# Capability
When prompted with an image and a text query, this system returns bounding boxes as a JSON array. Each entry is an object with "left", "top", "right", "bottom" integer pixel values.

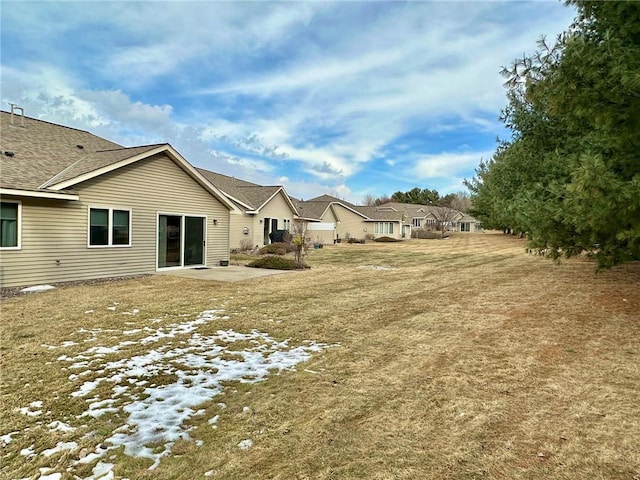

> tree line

[
  {"left": 363, "top": 188, "right": 471, "bottom": 212},
  {"left": 465, "top": 0, "right": 639, "bottom": 269}
]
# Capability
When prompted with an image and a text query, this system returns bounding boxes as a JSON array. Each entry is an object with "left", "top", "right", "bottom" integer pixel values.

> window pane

[
  {"left": 1, "top": 202, "right": 18, "bottom": 247},
  {"left": 389, "top": 223, "right": 393, "bottom": 234},
  {"left": 112, "top": 210, "right": 130, "bottom": 245},
  {"left": 90, "top": 209, "right": 109, "bottom": 245}
]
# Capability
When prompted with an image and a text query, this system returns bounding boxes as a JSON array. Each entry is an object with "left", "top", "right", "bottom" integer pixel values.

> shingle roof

[
  {"left": 0, "top": 111, "right": 123, "bottom": 191},
  {"left": 377, "top": 202, "right": 478, "bottom": 222},
  {"left": 293, "top": 200, "right": 332, "bottom": 220},
  {"left": 295, "top": 196, "right": 405, "bottom": 222},
  {"left": 356, "top": 206, "right": 405, "bottom": 221},
  {"left": 197, "top": 168, "right": 295, "bottom": 213},
  {"left": 44, "top": 144, "right": 167, "bottom": 187},
  {"left": 377, "top": 202, "right": 447, "bottom": 218}
]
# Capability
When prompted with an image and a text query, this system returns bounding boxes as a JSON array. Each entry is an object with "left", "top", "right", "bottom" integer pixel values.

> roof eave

[
  {"left": 255, "top": 187, "right": 300, "bottom": 215},
  {"left": 43, "top": 144, "right": 241, "bottom": 212},
  {"left": 0, "top": 188, "right": 79, "bottom": 201}
]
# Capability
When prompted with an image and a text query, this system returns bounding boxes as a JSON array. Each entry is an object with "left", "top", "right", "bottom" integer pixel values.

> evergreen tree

[{"left": 466, "top": 0, "right": 640, "bottom": 268}]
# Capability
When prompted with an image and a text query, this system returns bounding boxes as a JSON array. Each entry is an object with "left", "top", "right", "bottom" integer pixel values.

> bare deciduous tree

[{"left": 291, "top": 218, "right": 308, "bottom": 269}]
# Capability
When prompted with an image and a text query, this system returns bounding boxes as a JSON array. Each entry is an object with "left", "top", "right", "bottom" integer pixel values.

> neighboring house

[
  {"left": 377, "top": 202, "right": 481, "bottom": 233},
  {"left": 0, "top": 108, "right": 237, "bottom": 288},
  {"left": 294, "top": 195, "right": 407, "bottom": 243},
  {"left": 196, "top": 169, "right": 299, "bottom": 250}
]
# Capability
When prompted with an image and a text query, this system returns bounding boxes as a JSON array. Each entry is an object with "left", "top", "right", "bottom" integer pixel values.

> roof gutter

[{"left": 0, "top": 188, "right": 80, "bottom": 201}]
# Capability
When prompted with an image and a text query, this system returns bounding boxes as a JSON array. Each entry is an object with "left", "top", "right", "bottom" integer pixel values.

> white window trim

[
  {"left": 155, "top": 212, "right": 208, "bottom": 271},
  {"left": 87, "top": 206, "right": 132, "bottom": 248},
  {"left": 374, "top": 222, "right": 395, "bottom": 235},
  {"left": 0, "top": 200, "right": 22, "bottom": 250}
]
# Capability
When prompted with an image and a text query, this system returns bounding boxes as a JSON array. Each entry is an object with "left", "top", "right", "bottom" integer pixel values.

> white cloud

[
  {"left": 1, "top": 1, "right": 576, "bottom": 196},
  {"left": 413, "top": 151, "right": 494, "bottom": 179}
]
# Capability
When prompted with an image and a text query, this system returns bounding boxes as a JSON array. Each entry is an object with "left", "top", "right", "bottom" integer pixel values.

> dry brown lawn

[{"left": 1, "top": 233, "right": 639, "bottom": 479}]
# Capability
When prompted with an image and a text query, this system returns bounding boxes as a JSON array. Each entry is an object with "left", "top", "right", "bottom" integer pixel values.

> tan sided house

[
  {"left": 295, "top": 195, "right": 408, "bottom": 243},
  {"left": 0, "top": 108, "right": 237, "bottom": 288},
  {"left": 196, "top": 169, "right": 299, "bottom": 250},
  {"left": 377, "top": 202, "right": 481, "bottom": 233}
]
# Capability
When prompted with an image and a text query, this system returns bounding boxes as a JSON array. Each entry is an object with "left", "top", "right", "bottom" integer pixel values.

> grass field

[{"left": 1, "top": 233, "right": 639, "bottom": 479}]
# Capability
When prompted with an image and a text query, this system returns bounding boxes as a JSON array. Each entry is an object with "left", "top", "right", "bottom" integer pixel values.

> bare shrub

[{"left": 239, "top": 238, "right": 254, "bottom": 251}]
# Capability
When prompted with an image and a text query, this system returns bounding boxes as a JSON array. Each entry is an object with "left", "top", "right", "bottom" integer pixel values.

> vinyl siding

[
  {"left": 229, "top": 192, "right": 296, "bottom": 249},
  {"left": 306, "top": 223, "right": 336, "bottom": 245},
  {"left": 229, "top": 212, "right": 258, "bottom": 250},
  {"left": 329, "top": 204, "right": 368, "bottom": 241},
  {"left": 0, "top": 154, "right": 230, "bottom": 287}
]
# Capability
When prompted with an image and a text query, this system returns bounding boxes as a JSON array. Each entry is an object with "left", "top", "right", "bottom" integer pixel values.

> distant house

[
  {"left": 377, "top": 202, "right": 481, "bottom": 233},
  {"left": 196, "top": 169, "right": 299, "bottom": 250},
  {"left": 294, "top": 195, "right": 407, "bottom": 243},
  {"left": 0, "top": 108, "right": 237, "bottom": 288}
]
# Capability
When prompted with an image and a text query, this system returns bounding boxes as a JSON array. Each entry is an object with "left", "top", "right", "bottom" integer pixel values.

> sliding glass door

[
  {"left": 184, "top": 216, "right": 204, "bottom": 266},
  {"left": 158, "top": 214, "right": 205, "bottom": 269}
]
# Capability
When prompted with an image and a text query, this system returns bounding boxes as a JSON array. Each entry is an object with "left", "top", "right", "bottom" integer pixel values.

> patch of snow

[
  {"left": 21, "top": 308, "right": 334, "bottom": 478},
  {"left": 39, "top": 469, "right": 62, "bottom": 480},
  {"left": 238, "top": 439, "right": 253, "bottom": 450},
  {"left": 85, "top": 461, "right": 115, "bottom": 480},
  {"left": 42, "top": 441, "right": 79, "bottom": 457},
  {"left": 1, "top": 431, "right": 19, "bottom": 445},
  {"left": 20, "top": 444, "right": 36, "bottom": 457},
  {"left": 20, "top": 284, "right": 55, "bottom": 292},
  {"left": 47, "top": 421, "right": 76, "bottom": 433},
  {"left": 18, "top": 401, "right": 43, "bottom": 417}
]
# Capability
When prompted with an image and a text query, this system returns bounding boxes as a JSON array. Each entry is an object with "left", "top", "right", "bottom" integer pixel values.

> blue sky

[{"left": 1, "top": 1, "right": 576, "bottom": 203}]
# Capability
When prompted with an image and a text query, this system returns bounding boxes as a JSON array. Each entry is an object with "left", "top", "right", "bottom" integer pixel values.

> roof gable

[
  {"left": 0, "top": 111, "right": 238, "bottom": 210},
  {"left": 196, "top": 168, "right": 298, "bottom": 214}
]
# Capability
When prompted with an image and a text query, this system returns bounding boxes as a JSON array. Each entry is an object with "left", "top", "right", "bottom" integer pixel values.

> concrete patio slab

[{"left": 158, "top": 265, "right": 294, "bottom": 282}]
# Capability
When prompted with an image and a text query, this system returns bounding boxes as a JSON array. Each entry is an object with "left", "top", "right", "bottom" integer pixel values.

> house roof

[
  {"left": 293, "top": 195, "right": 406, "bottom": 223},
  {"left": 294, "top": 195, "right": 360, "bottom": 221},
  {"left": 377, "top": 201, "right": 477, "bottom": 222},
  {"left": 356, "top": 206, "right": 405, "bottom": 222},
  {"left": 0, "top": 110, "right": 238, "bottom": 210},
  {"left": 197, "top": 168, "right": 298, "bottom": 214},
  {"left": 42, "top": 144, "right": 165, "bottom": 188},
  {"left": 0, "top": 111, "right": 122, "bottom": 193}
]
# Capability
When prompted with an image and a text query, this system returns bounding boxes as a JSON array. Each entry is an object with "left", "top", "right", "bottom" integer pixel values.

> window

[
  {"left": 460, "top": 222, "right": 470, "bottom": 232},
  {"left": 89, "top": 207, "right": 131, "bottom": 247},
  {"left": 412, "top": 218, "right": 422, "bottom": 228},
  {"left": 283, "top": 219, "right": 291, "bottom": 231},
  {"left": 374, "top": 222, "right": 394, "bottom": 235},
  {"left": 1, "top": 201, "right": 20, "bottom": 249},
  {"left": 112, "top": 210, "right": 130, "bottom": 245}
]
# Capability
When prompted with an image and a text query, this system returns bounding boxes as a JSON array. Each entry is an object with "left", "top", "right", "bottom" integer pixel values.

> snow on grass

[
  {"left": 47, "top": 421, "right": 76, "bottom": 433},
  {"left": 42, "top": 441, "right": 79, "bottom": 457},
  {"left": 18, "top": 401, "right": 44, "bottom": 417},
  {"left": 238, "top": 439, "right": 253, "bottom": 450},
  {"left": 20, "top": 284, "right": 55, "bottom": 293},
  {"left": 1, "top": 431, "right": 19, "bottom": 446},
  {"left": 11, "top": 307, "right": 334, "bottom": 479}
]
